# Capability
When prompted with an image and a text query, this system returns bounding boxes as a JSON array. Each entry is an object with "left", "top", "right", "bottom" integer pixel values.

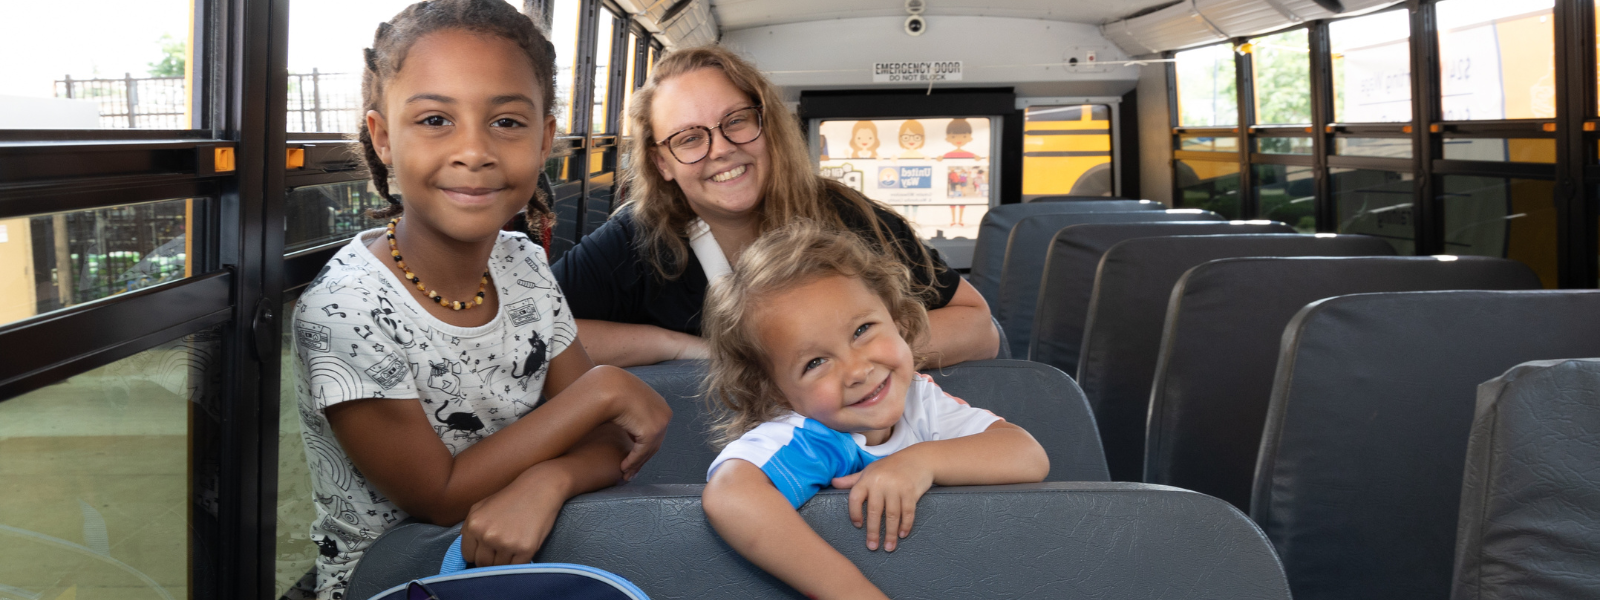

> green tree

[
  {"left": 1253, "top": 29, "right": 1311, "bottom": 125},
  {"left": 148, "top": 34, "right": 186, "bottom": 78}
]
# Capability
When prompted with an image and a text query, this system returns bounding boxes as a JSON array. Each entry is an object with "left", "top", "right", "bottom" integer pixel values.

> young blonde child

[
  {"left": 290, "top": 2, "right": 669, "bottom": 598},
  {"left": 700, "top": 222, "right": 1049, "bottom": 600}
]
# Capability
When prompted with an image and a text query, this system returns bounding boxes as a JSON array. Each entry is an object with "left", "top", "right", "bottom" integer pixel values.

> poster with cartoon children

[{"left": 816, "top": 117, "right": 991, "bottom": 232}]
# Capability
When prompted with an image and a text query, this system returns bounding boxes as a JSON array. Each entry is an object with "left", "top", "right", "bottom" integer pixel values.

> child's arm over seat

[
  {"left": 832, "top": 421, "right": 1048, "bottom": 551},
  {"left": 326, "top": 342, "right": 670, "bottom": 560},
  {"left": 704, "top": 459, "right": 891, "bottom": 600}
]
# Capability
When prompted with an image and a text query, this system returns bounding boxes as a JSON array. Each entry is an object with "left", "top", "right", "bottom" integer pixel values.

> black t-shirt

[{"left": 552, "top": 195, "right": 962, "bottom": 336}]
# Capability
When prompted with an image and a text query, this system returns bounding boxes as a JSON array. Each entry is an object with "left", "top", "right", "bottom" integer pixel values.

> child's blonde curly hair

[{"left": 702, "top": 221, "right": 931, "bottom": 448}]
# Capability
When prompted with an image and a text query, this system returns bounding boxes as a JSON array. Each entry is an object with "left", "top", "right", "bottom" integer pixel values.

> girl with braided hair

[{"left": 289, "top": 2, "right": 669, "bottom": 597}]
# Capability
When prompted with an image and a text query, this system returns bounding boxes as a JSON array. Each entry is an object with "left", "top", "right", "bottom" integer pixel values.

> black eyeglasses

[{"left": 654, "top": 106, "right": 764, "bottom": 165}]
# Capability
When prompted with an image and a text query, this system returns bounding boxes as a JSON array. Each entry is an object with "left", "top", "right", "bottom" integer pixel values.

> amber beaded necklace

[{"left": 386, "top": 217, "right": 489, "bottom": 311}]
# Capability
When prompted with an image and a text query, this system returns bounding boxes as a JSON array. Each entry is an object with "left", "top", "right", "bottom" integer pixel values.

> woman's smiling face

[{"left": 649, "top": 67, "right": 770, "bottom": 224}]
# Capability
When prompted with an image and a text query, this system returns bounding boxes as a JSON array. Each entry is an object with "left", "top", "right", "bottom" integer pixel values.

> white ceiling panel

[{"left": 710, "top": 0, "right": 1180, "bottom": 30}]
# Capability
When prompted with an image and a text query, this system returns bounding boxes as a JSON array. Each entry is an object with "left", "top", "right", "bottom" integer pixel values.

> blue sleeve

[{"left": 760, "top": 420, "right": 878, "bottom": 509}]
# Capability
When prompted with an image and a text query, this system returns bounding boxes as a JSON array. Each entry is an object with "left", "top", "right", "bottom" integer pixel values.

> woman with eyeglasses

[{"left": 552, "top": 46, "right": 998, "bottom": 368}]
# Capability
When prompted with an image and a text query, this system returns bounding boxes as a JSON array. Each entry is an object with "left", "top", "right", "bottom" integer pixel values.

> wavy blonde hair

[
  {"left": 702, "top": 221, "right": 930, "bottom": 448},
  {"left": 623, "top": 45, "right": 935, "bottom": 287}
]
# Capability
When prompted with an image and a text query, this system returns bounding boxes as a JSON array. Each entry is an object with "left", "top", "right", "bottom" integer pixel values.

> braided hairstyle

[{"left": 357, "top": 0, "right": 559, "bottom": 241}]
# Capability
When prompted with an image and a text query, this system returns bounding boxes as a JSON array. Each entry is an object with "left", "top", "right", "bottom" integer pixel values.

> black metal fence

[
  {"left": 55, "top": 74, "right": 189, "bottom": 129},
  {"left": 54, "top": 71, "right": 363, "bottom": 132},
  {"left": 287, "top": 69, "right": 363, "bottom": 133}
]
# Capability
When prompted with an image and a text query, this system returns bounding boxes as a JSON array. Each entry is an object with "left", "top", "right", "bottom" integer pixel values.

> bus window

[
  {"left": 1330, "top": 9, "right": 1413, "bottom": 123},
  {"left": 1436, "top": 0, "right": 1555, "bottom": 121},
  {"left": 1175, "top": 44, "right": 1239, "bottom": 128},
  {"left": 286, "top": 0, "right": 420, "bottom": 133},
  {"left": 1021, "top": 105, "right": 1113, "bottom": 200},
  {"left": 1250, "top": 28, "right": 1311, "bottom": 126},
  {"left": 551, "top": 0, "right": 582, "bottom": 133},
  {"left": 591, "top": 10, "right": 615, "bottom": 135},
  {"left": 1, "top": 0, "right": 200, "bottom": 129}
]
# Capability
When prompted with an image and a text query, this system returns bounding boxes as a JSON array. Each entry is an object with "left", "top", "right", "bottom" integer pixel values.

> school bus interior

[{"left": 0, "top": 0, "right": 1596, "bottom": 598}]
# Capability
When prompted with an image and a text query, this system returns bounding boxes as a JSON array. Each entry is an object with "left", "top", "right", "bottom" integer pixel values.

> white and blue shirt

[{"left": 708, "top": 374, "right": 1002, "bottom": 508}]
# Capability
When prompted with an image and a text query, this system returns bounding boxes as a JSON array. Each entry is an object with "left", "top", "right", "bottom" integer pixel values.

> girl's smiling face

[
  {"left": 753, "top": 274, "right": 914, "bottom": 446},
  {"left": 367, "top": 29, "right": 555, "bottom": 242}
]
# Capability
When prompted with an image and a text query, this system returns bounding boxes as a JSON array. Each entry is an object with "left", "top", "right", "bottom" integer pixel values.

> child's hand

[
  {"left": 458, "top": 469, "right": 566, "bottom": 567},
  {"left": 831, "top": 452, "right": 934, "bottom": 552}
]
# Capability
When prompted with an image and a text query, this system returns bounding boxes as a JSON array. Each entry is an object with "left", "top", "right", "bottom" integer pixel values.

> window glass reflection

[
  {"left": 1258, "top": 137, "right": 1313, "bottom": 155},
  {"left": 1441, "top": 138, "right": 1557, "bottom": 163},
  {"left": 286, "top": 181, "right": 389, "bottom": 253},
  {"left": 1335, "top": 137, "right": 1413, "bottom": 158},
  {"left": 1251, "top": 29, "right": 1311, "bottom": 125},
  {"left": 0, "top": 324, "right": 224, "bottom": 599},
  {"left": 1179, "top": 135, "right": 1239, "bottom": 152},
  {"left": 1254, "top": 164, "right": 1316, "bottom": 231},
  {"left": 1437, "top": 0, "right": 1555, "bottom": 121},
  {"left": 1441, "top": 176, "right": 1558, "bottom": 287},
  {"left": 0, "top": 0, "right": 199, "bottom": 130},
  {"left": 1175, "top": 44, "right": 1238, "bottom": 127},
  {"left": 1329, "top": 9, "right": 1412, "bottom": 123},
  {"left": 276, "top": 293, "right": 318, "bottom": 597},
  {"left": 1177, "top": 159, "right": 1242, "bottom": 219},
  {"left": 1332, "top": 168, "right": 1414, "bottom": 254},
  {"left": 1, "top": 198, "right": 203, "bottom": 329}
]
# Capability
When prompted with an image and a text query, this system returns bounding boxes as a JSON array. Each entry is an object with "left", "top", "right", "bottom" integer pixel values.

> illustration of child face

[
  {"left": 946, "top": 131, "right": 972, "bottom": 148},
  {"left": 853, "top": 128, "right": 876, "bottom": 150},
  {"left": 899, "top": 131, "right": 923, "bottom": 150},
  {"left": 754, "top": 275, "right": 914, "bottom": 445}
]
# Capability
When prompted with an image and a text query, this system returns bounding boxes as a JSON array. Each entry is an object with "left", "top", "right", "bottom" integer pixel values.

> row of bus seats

[
  {"left": 969, "top": 197, "right": 1600, "bottom": 600},
  {"left": 344, "top": 359, "right": 1293, "bottom": 599},
  {"left": 344, "top": 197, "right": 1598, "bottom": 599}
]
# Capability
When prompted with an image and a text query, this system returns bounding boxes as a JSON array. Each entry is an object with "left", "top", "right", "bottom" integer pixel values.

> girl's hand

[
  {"left": 831, "top": 452, "right": 934, "bottom": 552},
  {"left": 459, "top": 467, "right": 568, "bottom": 567},
  {"left": 593, "top": 367, "right": 671, "bottom": 479}
]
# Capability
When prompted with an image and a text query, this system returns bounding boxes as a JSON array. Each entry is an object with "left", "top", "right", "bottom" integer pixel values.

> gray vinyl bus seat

[
  {"left": 346, "top": 483, "right": 1292, "bottom": 600},
  {"left": 1078, "top": 233, "right": 1394, "bottom": 482},
  {"left": 1145, "top": 257, "right": 1540, "bottom": 510},
  {"left": 968, "top": 200, "right": 1164, "bottom": 304},
  {"left": 1029, "top": 220, "right": 1295, "bottom": 375},
  {"left": 1251, "top": 291, "right": 1600, "bottom": 600},
  {"left": 922, "top": 360, "right": 1109, "bottom": 481},
  {"left": 1027, "top": 195, "right": 1133, "bottom": 202},
  {"left": 1454, "top": 358, "right": 1600, "bottom": 600},
  {"left": 997, "top": 210, "right": 1223, "bottom": 359},
  {"left": 624, "top": 360, "right": 715, "bottom": 485},
  {"left": 990, "top": 314, "right": 1010, "bottom": 360},
  {"left": 629, "top": 359, "right": 1109, "bottom": 484}
]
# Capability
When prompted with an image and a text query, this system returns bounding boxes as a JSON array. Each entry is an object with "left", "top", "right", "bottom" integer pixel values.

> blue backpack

[{"left": 365, "top": 537, "right": 649, "bottom": 600}]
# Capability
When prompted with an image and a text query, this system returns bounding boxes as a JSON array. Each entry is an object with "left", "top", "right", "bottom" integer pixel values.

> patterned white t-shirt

[{"left": 290, "top": 228, "right": 575, "bottom": 599}]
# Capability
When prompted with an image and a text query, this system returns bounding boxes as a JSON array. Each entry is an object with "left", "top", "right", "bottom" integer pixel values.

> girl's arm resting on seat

[
  {"left": 458, "top": 423, "right": 631, "bottom": 566},
  {"left": 922, "top": 279, "right": 999, "bottom": 367},
  {"left": 575, "top": 318, "right": 709, "bottom": 367},
  {"left": 326, "top": 345, "right": 669, "bottom": 526},
  {"left": 831, "top": 421, "right": 1047, "bottom": 551},
  {"left": 703, "top": 460, "right": 891, "bottom": 600}
]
